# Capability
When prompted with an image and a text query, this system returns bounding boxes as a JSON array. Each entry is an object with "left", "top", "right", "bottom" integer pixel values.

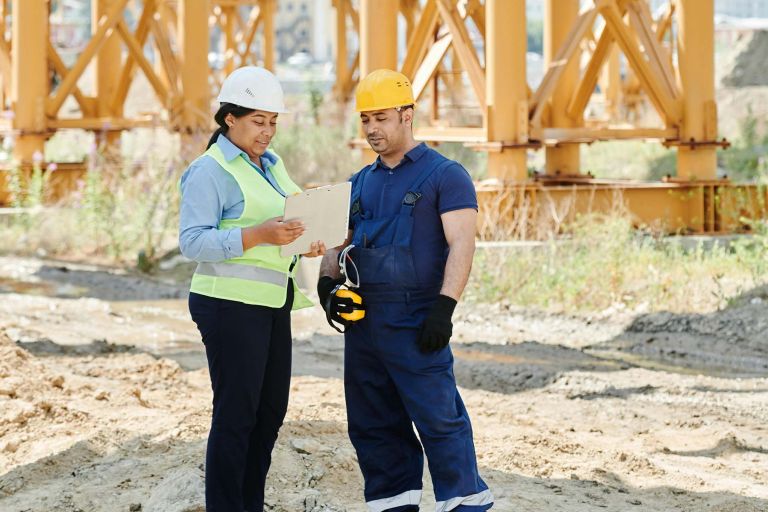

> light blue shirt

[{"left": 179, "top": 134, "right": 286, "bottom": 263}]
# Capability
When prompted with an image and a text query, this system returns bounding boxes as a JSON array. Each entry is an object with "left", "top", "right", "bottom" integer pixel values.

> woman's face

[{"left": 226, "top": 109, "right": 278, "bottom": 162}]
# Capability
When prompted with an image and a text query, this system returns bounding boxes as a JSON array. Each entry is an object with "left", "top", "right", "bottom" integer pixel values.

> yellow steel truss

[
  {"left": 0, "top": 0, "right": 760, "bottom": 235},
  {"left": 0, "top": 0, "right": 277, "bottom": 163},
  {"left": 340, "top": 0, "right": 727, "bottom": 183}
]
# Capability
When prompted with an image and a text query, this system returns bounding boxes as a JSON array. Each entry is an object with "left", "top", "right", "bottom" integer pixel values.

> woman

[{"left": 179, "top": 66, "right": 325, "bottom": 511}]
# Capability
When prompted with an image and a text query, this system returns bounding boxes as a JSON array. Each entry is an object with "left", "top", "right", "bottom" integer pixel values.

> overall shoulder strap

[
  {"left": 350, "top": 163, "right": 376, "bottom": 221},
  {"left": 400, "top": 158, "right": 454, "bottom": 211}
]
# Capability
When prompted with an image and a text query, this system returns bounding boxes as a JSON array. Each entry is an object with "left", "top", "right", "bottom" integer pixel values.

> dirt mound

[
  {"left": 1, "top": 256, "right": 767, "bottom": 511},
  {"left": 0, "top": 333, "right": 75, "bottom": 444},
  {"left": 721, "top": 30, "right": 768, "bottom": 87}
]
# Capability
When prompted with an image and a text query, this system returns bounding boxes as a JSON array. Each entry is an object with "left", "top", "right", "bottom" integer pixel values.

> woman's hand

[
  {"left": 302, "top": 241, "right": 326, "bottom": 258},
  {"left": 242, "top": 216, "right": 304, "bottom": 249}
]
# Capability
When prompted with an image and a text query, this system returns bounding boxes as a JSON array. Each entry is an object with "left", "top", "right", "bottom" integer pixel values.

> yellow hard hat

[{"left": 355, "top": 69, "right": 415, "bottom": 112}]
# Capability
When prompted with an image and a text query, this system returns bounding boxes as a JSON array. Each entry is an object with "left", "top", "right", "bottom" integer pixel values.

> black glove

[
  {"left": 417, "top": 295, "right": 457, "bottom": 353},
  {"left": 317, "top": 276, "right": 356, "bottom": 326}
]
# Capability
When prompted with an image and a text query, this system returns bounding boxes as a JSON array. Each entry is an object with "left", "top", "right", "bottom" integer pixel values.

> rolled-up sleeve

[{"left": 179, "top": 158, "right": 245, "bottom": 263}]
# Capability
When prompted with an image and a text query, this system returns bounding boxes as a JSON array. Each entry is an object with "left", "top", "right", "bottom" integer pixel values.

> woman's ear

[{"left": 225, "top": 113, "right": 235, "bottom": 128}]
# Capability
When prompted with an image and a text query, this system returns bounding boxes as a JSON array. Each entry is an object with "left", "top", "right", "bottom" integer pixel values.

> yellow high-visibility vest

[{"left": 188, "top": 142, "right": 312, "bottom": 310}]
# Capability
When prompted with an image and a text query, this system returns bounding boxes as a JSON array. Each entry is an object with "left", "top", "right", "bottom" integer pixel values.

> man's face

[{"left": 360, "top": 107, "right": 411, "bottom": 156}]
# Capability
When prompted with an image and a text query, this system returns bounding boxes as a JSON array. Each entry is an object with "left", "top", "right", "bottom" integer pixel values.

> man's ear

[{"left": 402, "top": 108, "right": 414, "bottom": 127}]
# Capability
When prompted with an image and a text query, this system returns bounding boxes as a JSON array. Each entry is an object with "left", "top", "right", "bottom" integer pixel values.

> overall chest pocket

[
  {"left": 352, "top": 245, "right": 396, "bottom": 286},
  {"left": 351, "top": 215, "right": 419, "bottom": 287}
]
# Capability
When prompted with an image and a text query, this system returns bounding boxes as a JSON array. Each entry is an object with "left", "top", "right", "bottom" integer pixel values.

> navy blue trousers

[
  {"left": 345, "top": 297, "right": 492, "bottom": 511},
  {"left": 189, "top": 284, "right": 294, "bottom": 512}
]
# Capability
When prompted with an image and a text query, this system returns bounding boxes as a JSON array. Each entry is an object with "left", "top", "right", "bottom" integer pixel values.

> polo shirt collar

[
  {"left": 405, "top": 142, "right": 428, "bottom": 162},
  {"left": 216, "top": 134, "right": 243, "bottom": 162},
  {"left": 216, "top": 133, "right": 278, "bottom": 167},
  {"left": 371, "top": 142, "right": 428, "bottom": 171}
]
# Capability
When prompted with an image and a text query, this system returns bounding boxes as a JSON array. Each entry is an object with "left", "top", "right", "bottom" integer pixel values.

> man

[{"left": 317, "top": 69, "right": 493, "bottom": 512}]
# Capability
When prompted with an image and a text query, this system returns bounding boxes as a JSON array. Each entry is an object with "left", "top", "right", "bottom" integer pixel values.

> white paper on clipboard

[{"left": 280, "top": 182, "right": 351, "bottom": 257}]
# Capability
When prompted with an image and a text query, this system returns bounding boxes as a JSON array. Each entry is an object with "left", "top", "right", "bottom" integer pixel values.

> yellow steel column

[
  {"left": 11, "top": 0, "right": 48, "bottom": 163},
  {"left": 603, "top": 45, "right": 621, "bottom": 122},
  {"left": 359, "top": 0, "right": 398, "bottom": 76},
  {"left": 263, "top": 0, "right": 276, "bottom": 71},
  {"left": 333, "top": 0, "right": 348, "bottom": 102},
  {"left": 359, "top": 0, "right": 398, "bottom": 164},
  {"left": 544, "top": 0, "right": 580, "bottom": 175},
  {"left": 93, "top": 0, "right": 122, "bottom": 143},
  {"left": 486, "top": 0, "right": 527, "bottom": 181},
  {"left": 223, "top": 6, "right": 236, "bottom": 76},
  {"left": 676, "top": 0, "right": 716, "bottom": 180},
  {"left": 0, "top": 0, "right": 7, "bottom": 110},
  {"left": 178, "top": 0, "right": 210, "bottom": 138}
]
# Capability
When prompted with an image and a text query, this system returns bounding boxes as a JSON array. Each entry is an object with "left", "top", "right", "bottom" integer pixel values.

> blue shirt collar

[
  {"left": 371, "top": 142, "right": 428, "bottom": 171},
  {"left": 216, "top": 133, "right": 278, "bottom": 168}
]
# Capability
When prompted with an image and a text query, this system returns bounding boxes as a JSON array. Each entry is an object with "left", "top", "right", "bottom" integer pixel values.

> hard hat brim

[
  {"left": 355, "top": 102, "right": 417, "bottom": 113},
  {"left": 216, "top": 98, "right": 290, "bottom": 114}
]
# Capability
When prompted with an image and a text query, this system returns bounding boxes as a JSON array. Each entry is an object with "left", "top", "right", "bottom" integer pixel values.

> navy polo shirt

[{"left": 350, "top": 142, "right": 477, "bottom": 286}]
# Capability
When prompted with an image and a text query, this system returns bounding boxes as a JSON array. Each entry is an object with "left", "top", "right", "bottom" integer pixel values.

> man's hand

[
  {"left": 317, "top": 276, "right": 356, "bottom": 325},
  {"left": 302, "top": 241, "right": 326, "bottom": 258},
  {"left": 417, "top": 295, "right": 457, "bottom": 353}
]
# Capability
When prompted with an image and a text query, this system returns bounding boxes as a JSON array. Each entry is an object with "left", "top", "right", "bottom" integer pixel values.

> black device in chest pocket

[{"left": 403, "top": 191, "right": 422, "bottom": 207}]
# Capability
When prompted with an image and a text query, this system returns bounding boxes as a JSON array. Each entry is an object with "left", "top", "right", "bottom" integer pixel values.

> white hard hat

[{"left": 216, "top": 66, "right": 289, "bottom": 113}]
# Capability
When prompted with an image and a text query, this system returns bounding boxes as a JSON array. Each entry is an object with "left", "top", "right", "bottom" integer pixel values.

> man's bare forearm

[
  {"left": 319, "top": 249, "right": 343, "bottom": 279},
  {"left": 440, "top": 237, "right": 474, "bottom": 301},
  {"left": 318, "top": 229, "right": 353, "bottom": 280},
  {"left": 439, "top": 209, "right": 477, "bottom": 301}
]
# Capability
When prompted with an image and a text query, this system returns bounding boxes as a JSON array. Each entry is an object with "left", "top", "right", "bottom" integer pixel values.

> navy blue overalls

[{"left": 344, "top": 152, "right": 493, "bottom": 512}]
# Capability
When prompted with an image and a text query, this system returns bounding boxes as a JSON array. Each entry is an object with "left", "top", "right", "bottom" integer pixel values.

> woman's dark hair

[{"left": 206, "top": 103, "right": 256, "bottom": 149}]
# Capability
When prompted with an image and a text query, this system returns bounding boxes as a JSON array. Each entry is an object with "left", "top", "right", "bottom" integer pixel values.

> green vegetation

[
  {"left": 467, "top": 213, "right": 768, "bottom": 313},
  {"left": 1, "top": 129, "right": 183, "bottom": 271},
  {"left": 577, "top": 107, "right": 768, "bottom": 182},
  {"left": 271, "top": 122, "right": 360, "bottom": 185},
  {"left": 579, "top": 140, "right": 677, "bottom": 181},
  {"left": 719, "top": 106, "right": 768, "bottom": 181},
  {"left": 1, "top": 100, "right": 767, "bottom": 313}
]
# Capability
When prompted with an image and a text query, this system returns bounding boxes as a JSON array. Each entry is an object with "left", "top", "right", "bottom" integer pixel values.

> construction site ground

[{"left": 0, "top": 255, "right": 766, "bottom": 512}]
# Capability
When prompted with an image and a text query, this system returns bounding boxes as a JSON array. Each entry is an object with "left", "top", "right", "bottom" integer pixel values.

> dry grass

[{"left": 467, "top": 212, "right": 768, "bottom": 314}]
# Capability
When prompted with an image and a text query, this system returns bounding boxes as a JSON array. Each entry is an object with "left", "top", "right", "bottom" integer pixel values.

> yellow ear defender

[
  {"left": 335, "top": 287, "right": 366, "bottom": 322},
  {"left": 325, "top": 245, "right": 366, "bottom": 333}
]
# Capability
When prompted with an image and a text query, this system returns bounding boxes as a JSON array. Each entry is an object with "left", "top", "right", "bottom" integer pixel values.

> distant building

[
  {"left": 276, "top": 0, "right": 333, "bottom": 63},
  {"left": 716, "top": 0, "right": 768, "bottom": 19},
  {"left": 272, "top": 0, "right": 768, "bottom": 67},
  {"left": 527, "top": 1, "right": 544, "bottom": 20},
  {"left": 649, "top": 0, "right": 768, "bottom": 19}
]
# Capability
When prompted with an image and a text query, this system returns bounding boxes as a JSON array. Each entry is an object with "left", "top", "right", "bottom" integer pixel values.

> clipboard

[{"left": 280, "top": 182, "right": 351, "bottom": 257}]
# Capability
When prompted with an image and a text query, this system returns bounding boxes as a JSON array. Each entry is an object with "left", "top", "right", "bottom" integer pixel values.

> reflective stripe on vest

[
  {"left": 195, "top": 262, "right": 288, "bottom": 288},
  {"left": 187, "top": 142, "right": 312, "bottom": 310}
]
